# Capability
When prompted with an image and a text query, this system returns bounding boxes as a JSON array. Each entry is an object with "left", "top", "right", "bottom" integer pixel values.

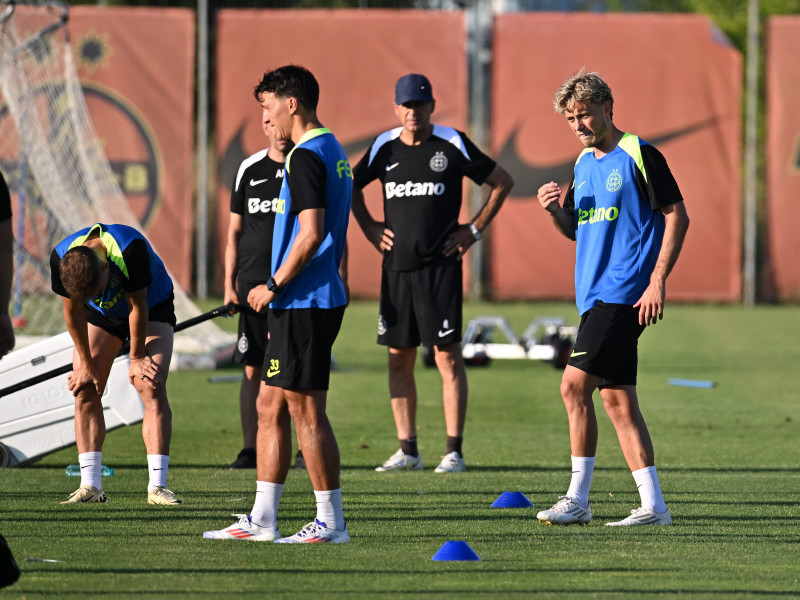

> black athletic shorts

[
  {"left": 567, "top": 301, "right": 646, "bottom": 386},
  {"left": 378, "top": 258, "right": 462, "bottom": 348},
  {"left": 263, "top": 306, "right": 345, "bottom": 391},
  {"left": 234, "top": 281, "right": 269, "bottom": 366},
  {"left": 85, "top": 292, "right": 177, "bottom": 342}
]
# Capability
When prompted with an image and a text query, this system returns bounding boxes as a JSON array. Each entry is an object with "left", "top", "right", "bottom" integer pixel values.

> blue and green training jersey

[
  {"left": 562, "top": 133, "right": 683, "bottom": 315},
  {"left": 270, "top": 128, "right": 352, "bottom": 310},
  {"left": 51, "top": 223, "right": 173, "bottom": 319}
]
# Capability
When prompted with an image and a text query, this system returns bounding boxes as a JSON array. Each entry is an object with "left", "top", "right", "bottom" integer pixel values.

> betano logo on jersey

[
  {"left": 248, "top": 197, "right": 281, "bottom": 214},
  {"left": 95, "top": 288, "right": 125, "bottom": 310},
  {"left": 577, "top": 205, "right": 620, "bottom": 226},
  {"left": 385, "top": 181, "right": 446, "bottom": 199},
  {"left": 271, "top": 198, "right": 288, "bottom": 215}
]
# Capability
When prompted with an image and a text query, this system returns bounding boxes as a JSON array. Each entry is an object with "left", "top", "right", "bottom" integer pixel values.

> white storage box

[{"left": 0, "top": 332, "right": 143, "bottom": 467}]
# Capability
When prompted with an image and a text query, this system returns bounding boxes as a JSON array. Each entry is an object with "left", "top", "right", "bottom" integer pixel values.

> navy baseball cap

[{"left": 395, "top": 74, "right": 433, "bottom": 104}]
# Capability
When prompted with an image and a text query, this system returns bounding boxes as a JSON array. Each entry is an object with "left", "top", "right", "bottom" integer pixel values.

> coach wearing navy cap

[
  {"left": 351, "top": 73, "right": 514, "bottom": 475},
  {"left": 394, "top": 73, "right": 434, "bottom": 104}
]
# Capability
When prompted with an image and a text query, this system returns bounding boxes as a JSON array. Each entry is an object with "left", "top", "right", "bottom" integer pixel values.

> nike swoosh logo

[
  {"left": 81, "top": 465, "right": 91, "bottom": 469},
  {"left": 577, "top": 181, "right": 586, "bottom": 190},
  {"left": 497, "top": 117, "right": 720, "bottom": 198},
  {"left": 250, "top": 178, "right": 268, "bottom": 186},
  {"left": 438, "top": 328, "right": 455, "bottom": 337},
  {"left": 266, "top": 369, "right": 280, "bottom": 378},
  {"left": 570, "top": 351, "right": 587, "bottom": 357},
  {"left": 152, "top": 468, "right": 164, "bottom": 471},
  {"left": 385, "top": 163, "right": 399, "bottom": 171}
]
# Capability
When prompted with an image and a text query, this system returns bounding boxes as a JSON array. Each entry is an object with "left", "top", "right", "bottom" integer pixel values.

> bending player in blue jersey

[
  {"left": 51, "top": 223, "right": 182, "bottom": 506},
  {"left": 536, "top": 70, "right": 689, "bottom": 526},
  {"left": 204, "top": 65, "right": 351, "bottom": 543}
]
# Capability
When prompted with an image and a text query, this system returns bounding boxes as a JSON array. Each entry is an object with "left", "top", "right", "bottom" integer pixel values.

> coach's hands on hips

[
  {"left": 443, "top": 224, "right": 478, "bottom": 258},
  {"left": 365, "top": 222, "right": 394, "bottom": 254},
  {"left": 247, "top": 284, "right": 275, "bottom": 314},
  {"left": 537, "top": 181, "right": 562, "bottom": 214},
  {"left": 130, "top": 354, "right": 163, "bottom": 389}
]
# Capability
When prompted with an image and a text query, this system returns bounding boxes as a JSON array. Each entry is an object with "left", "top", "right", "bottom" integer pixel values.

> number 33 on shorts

[{"left": 266, "top": 359, "right": 280, "bottom": 378}]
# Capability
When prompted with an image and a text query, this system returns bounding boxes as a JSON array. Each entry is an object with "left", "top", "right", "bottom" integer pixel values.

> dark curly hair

[{"left": 253, "top": 64, "right": 319, "bottom": 112}]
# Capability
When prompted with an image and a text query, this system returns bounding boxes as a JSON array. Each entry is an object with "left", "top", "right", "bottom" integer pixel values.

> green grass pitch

[{"left": 1, "top": 300, "right": 798, "bottom": 599}]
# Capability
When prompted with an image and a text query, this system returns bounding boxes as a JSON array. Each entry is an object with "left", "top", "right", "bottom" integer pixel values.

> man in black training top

[{"left": 352, "top": 73, "right": 513, "bottom": 473}]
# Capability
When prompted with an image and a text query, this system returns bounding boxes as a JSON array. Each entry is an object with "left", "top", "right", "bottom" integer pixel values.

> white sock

[
  {"left": 78, "top": 452, "right": 103, "bottom": 490},
  {"left": 566, "top": 456, "right": 595, "bottom": 508},
  {"left": 147, "top": 454, "right": 169, "bottom": 491},
  {"left": 314, "top": 488, "right": 344, "bottom": 531},
  {"left": 251, "top": 481, "right": 283, "bottom": 530},
  {"left": 632, "top": 466, "right": 667, "bottom": 513}
]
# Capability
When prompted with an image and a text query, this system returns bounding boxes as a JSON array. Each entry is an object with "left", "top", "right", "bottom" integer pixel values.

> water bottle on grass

[{"left": 66, "top": 464, "right": 114, "bottom": 476}]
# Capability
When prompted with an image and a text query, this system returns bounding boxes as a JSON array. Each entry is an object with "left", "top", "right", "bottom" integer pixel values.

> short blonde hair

[{"left": 553, "top": 69, "right": 614, "bottom": 118}]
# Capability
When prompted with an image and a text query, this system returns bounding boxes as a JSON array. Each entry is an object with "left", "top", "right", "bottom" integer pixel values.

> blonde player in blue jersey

[
  {"left": 536, "top": 70, "right": 689, "bottom": 526},
  {"left": 51, "top": 223, "right": 182, "bottom": 506},
  {"left": 204, "top": 65, "right": 352, "bottom": 543}
]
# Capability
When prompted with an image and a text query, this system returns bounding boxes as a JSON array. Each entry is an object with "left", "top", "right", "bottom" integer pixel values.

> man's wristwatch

[
  {"left": 468, "top": 222, "right": 482, "bottom": 241},
  {"left": 266, "top": 276, "right": 282, "bottom": 294}
]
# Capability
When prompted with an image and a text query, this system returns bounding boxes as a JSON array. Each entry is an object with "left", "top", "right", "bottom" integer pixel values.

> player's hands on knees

[
  {"left": 68, "top": 362, "right": 102, "bottom": 397},
  {"left": 130, "top": 355, "right": 162, "bottom": 389},
  {"left": 247, "top": 284, "right": 273, "bottom": 314},
  {"left": 537, "top": 181, "right": 562, "bottom": 214}
]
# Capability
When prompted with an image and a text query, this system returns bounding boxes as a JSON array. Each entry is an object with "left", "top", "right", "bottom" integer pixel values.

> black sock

[
  {"left": 446, "top": 436, "right": 463, "bottom": 458},
  {"left": 400, "top": 437, "right": 418, "bottom": 457}
]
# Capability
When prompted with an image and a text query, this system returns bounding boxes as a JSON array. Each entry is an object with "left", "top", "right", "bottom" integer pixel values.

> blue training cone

[
  {"left": 432, "top": 541, "right": 481, "bottom": 562},
  {"left": 491, "top": 491, "right": 534, "bottom": 508}
]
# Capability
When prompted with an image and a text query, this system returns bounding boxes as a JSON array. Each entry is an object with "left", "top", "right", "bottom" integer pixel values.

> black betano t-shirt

[
  {"left": 230, "top": 149, "right": 286, "bottom": 284},
  {"left": 353, "top": 125, "right": 496, "bottom": 271}
]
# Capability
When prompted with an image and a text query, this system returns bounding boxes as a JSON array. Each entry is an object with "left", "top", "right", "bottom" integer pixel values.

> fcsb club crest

[
  {"left": 429, "top": 151, "right": 448, "bottom": 173},
  {"left": 237, "top": 333, "right": 249, "bottom": 354},
  {"left": 606, "top": 169, "right": 623, "bottom": 192},
  {"left": 377, "top": 315, "right": 387, "bottom": 336}
]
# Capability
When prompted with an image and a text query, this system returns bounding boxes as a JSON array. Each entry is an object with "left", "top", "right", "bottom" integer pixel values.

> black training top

[
  {"left": 230, "top": 149, "right": 286, "bottom": 284},
  {"left": 353, "top": 125, "right": 496, "bottom": 271}
]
